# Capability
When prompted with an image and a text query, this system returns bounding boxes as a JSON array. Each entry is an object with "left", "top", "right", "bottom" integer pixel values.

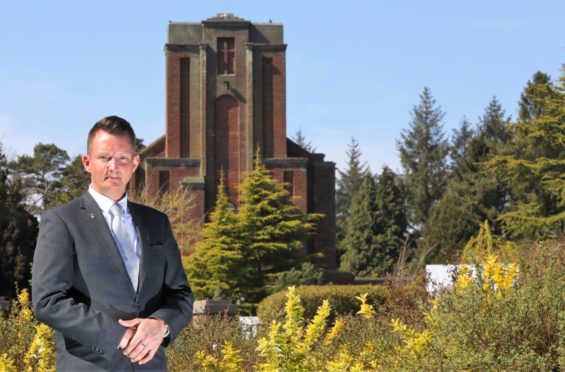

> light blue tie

[{"left": 110, "top": 203, "right": 140, "bottom": 290}]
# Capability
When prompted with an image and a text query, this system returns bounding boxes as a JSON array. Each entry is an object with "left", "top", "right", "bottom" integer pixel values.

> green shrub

[
  {"left": 166, "top": 315, "right": 259, "bottom": 371},
  {"left": 257, "top": 284, "right": 391, "bottom": 325}
]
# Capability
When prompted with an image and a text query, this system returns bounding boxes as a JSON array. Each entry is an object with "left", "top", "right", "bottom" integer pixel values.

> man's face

[{"left": 82, "top": 130, "right": 140, "bottom": 201}]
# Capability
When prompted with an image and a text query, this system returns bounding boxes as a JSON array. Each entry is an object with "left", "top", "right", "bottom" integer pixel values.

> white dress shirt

[{"left": 88, "top": 186, "right": 141, "bottom": 272}]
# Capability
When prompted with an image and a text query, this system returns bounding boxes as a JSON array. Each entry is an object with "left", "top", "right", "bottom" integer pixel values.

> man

[{"left": 32, "top": 116, "right": 193, "bottom": 371}]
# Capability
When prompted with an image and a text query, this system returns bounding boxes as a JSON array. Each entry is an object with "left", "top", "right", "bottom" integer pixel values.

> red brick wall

[{"left": 214, "top": 95, "right": 240, "bottom": 205}]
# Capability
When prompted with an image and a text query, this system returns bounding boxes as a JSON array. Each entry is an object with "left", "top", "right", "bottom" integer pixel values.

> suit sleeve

[
  {"left": 32, "top": 209, "right": 126, "bottom": 362},
  {"left": 149, "top": 216, "right": 194, "bottom": 344}
]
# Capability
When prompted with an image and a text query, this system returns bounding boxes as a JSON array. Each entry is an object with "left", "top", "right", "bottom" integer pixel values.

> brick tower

[{"left": 132, "top": 14, "right": 336, "bottom": 268}]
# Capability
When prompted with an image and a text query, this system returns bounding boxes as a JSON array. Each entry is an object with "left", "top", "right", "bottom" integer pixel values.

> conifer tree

[
  {"left": 450, "top": 117, "right": 475, "bottom": 172},
  {"left": 424, "top": 98, "right": 511, "bottom": 261},
  {"left": 238, "top": 151, "right": 318, "bottom": 304},
  {"left": 292, "top": 128, "right": 316, "bottom": 153},
  {"left": 341, "top": 167, "right": 408, "bottom": 277},
  {"left": 0, "top": 143, "right": 38, "bottom": 298},
  {"left": 336, "top": 137, "right": 367, "bottom": 250},
  {"left": 486, "top": 69, "right": 565, "bottom": 238},
  {"left": 186, "top": 173, "right": 246, "bottom": 302},
  {"left": 373, "top": 167, "right": 408, "bottom": 275},
  {"left": 9, "top": 143, "right": 70, "bottom": 213},
  {"left": 340, "top": 173, "right": 378, "bottom": 276},
  {"left": 397, "top": 87, "right": 449, "bottom": 228}
]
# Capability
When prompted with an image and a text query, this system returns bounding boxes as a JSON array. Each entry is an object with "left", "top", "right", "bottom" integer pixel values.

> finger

[
  {"left": 122, "top": 334, "right": 145, "bottom": 355},
  {"left": 118, "top": 328, "right": 134, "bottom": 350},
  {"left": 125, "top": 339, "right": 147, "bottom": 360},
  {"left": 132, "top": 345, "right": 152, "bottom": 363},
  {"left": 119, "top": 318, "right": 142, "bottom": 328},
  {"left": 138, "top": 347, "right": 157, "bottom": 365}
]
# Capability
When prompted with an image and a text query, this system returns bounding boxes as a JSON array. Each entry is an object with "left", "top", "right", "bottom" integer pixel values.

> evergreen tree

[
  {"left": 486, "top": 69, "right": 565, "bottom": 238},
  {"left": 341, "top": 167, "right": 408, "bottom": 277},
  {"left": 519, "top": 71, "right": 558, "bottom": 121},
  {"left": 340, "top": 173, "right": 378, "bottom": 276},
  {"left": 373, "top": 167, "right": 408, "bottom": 275},
  {"left": 292, "top": 128, "right": 316, "bottom": 153},
  {"left": 397, "top": 87, "right": 449, "bottom": 228},
  {"left": 450, "top": 117, "right": 475, "bottom": 171},
  {"left": 336, "top": 137, "right": 367, "bottom": 252},
  {"left": 423, "top": 98, "right": 511, "bottom": 261},
  {"left": 50, "top": 155, "right": 90, "bottom": 206},
  {"left": 187, "top": 174, "right": 246, "bottom": 302},
  {"left": 238, "top": 151, "right": 318, "bottom": 304},
  {"left": 10, "top": 143, "right": 70, "bottom": 213},
  {"left": 0, "top": 143, "right": 38, "bottom": 298}
]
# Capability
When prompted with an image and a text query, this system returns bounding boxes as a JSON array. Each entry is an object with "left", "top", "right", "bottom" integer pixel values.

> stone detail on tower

[{"left": 132, "top": 14, "right": 337, "bottom": 268}]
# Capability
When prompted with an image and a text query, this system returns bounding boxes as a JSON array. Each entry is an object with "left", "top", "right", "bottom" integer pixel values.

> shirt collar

[{"left": 88, "top": 185, "right": 128, "bottom": 214}]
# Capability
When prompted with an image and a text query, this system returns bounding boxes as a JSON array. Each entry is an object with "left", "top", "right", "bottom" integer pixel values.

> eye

[{"left": 117, "top": 155, "right": 131, "bottom": 164}]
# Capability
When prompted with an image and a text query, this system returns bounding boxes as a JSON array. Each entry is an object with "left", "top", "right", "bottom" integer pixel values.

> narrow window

[
  {"left": 217, "top": 38, "right": 235, "bottom": 74},
  {"left": 283, "top": 171, "right": 294, "bottom": 196},
  {"left": 159, "top": 170, "right": 170, "bottom": 195}
]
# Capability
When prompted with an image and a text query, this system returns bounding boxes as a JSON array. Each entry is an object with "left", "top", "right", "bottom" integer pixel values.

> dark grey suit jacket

[{"left": 32, "top": 192, "right": 193, "bottom": 371}]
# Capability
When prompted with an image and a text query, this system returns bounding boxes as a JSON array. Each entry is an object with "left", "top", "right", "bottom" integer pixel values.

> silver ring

[{"left": 140, "top": 341, "right": 146, "bottom": 348}]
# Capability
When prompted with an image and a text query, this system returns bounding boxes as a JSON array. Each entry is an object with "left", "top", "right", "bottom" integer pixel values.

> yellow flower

[
  {"left": 356, "top": 293, "right": 376, "bottom": 319},
  {"left": 324, "top": 318, "right": 345, "bottom": 345},
  {"left": 0, "top": 353, "right": 17, "bottom": 372},
  {"left": 455, "top": 266, "right": 473, "bottom": 292},
  {"left": 23, "top": 323, "right": 55, "bottom": 372},
  {"left": 390, "top": 318, "right": 407, "bottom": 334}
]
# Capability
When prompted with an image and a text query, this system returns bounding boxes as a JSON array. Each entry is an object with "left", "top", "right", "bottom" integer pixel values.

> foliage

[
  {"left": 0, "top": 144, "right": 38, "bottom": 299},
  {"left": 340, "top": 167, "right": 408, "bottom": 277},
  {"left": 291, "top": 128, "right": 316, "bottom": 153},
  {"left": 187, "top": 175, "right": 246, "bottom": 302},
  {"left": 269, "top": 262, "right": 324, "bottom": 294},
  {"left": 187, "top": 152, "right": 319, "bottom": 311},
  {"left": 485, "top": 69, "right": 565, "bottom": 239},
  {"left": 166, "top": 315, "right": 259, "bottom": 371},
  {"left": 423, "top": 97, "right": 511, "bottom": 262},
  {"left": 339, "top": 174, "right": 378, "bottom": 276},
  {"left": 257, "top": 284, "right": 391, "bottom": 326},
  {"left": 8, "top": 143, "right": 70, "bottom": 214},
  {"left": 132, "top": 184, "right": 200, "bottom": 256},
  {"left": 234, "top": 151, "right": 319, "bottom": 307},
  {"left": 335, "top": 137, "right": 367, "bottom": 252},
  {"left": 397, "top": 87, "right": 449, "bottom": 229},
  {"left": 0, "top": 289, "right": 55, "bottom": 371}
]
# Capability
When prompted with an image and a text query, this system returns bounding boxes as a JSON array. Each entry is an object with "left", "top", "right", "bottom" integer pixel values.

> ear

[
  {"left": 82, "top": 155, "right": 92, "bottom": 173},
  {"left": 132, "top": 154, "right": 140, "bottom": 173}
]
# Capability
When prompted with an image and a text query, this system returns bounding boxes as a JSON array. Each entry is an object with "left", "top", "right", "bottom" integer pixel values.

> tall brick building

[{"left": 132, "top": 14, "right": 336, "bottom": 268}]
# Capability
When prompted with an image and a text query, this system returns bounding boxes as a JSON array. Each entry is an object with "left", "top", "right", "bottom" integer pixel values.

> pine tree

[
  {"left": 423, "top": 99, "right": 511, "bottom": 261},
  {"left": 0, "top": 143, "right": 38, "bottom": 298},
  {"left": 238, "top": 151, "right": 318, "bottom": 304},
  {"left": 186, "top": 173, "right": 246, "bottom": 302},
  {"left": 341, "top": 167, "right": 408, "bottom": 277},
  {"left": 292, "top": 128, "right": 316, "bottom": 153},
  {"left": 336, "top": 137, "right": 367, "bottom": 251},
  {"left": 373, "top": 167, "right": 408, "bottom": 275},
  {"left": 450, "top": 117, "right": 475, "bottom": 172},
  {"left": 397, "top": 87, "right": 449, "bottom": 228},
  {"left": 340, "top": 173, "right": 378, "bottom": 277},
  {"left": 486, "top": 69, "right": 565, "bottom": 238},
  {"left": 9, "top": 143, "right": 70, "bottom": 213}
]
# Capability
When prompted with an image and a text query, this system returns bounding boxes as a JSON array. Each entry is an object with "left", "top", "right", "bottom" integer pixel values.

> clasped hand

[{"left": 118, "top": 318, "right": 166, "bottom": 365}]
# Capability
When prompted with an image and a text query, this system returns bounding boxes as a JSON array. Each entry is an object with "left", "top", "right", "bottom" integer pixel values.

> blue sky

[{"left": 0, "top": 0, "right": 563, "bottom": 174}]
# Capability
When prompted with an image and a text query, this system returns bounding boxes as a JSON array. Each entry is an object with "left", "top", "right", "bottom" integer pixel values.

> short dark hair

[{"left": 87, "top": 116, "right": 136, "bottom": 153}]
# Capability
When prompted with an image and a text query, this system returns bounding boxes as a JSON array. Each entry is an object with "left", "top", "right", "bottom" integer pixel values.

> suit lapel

[
  {"left": 79, "top": 192, "right": 136, "bottom": 294},
  {"left": 128, "top": 201, "right": 151, "bottom": 294}
]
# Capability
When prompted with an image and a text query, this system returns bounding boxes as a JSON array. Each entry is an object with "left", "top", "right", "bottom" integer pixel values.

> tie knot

[{"left": 110, "top": 203, "right": 123, "bottom": 217}]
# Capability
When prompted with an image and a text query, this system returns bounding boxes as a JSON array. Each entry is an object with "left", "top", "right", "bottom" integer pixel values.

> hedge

[{"left": 257, "top": 284, "right": 391, "bottom": 325}]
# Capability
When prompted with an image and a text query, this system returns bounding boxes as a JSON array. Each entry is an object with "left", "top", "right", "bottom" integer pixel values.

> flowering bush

[{"left": 0, "top": 289, "right": 55, "bottom": 371}]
